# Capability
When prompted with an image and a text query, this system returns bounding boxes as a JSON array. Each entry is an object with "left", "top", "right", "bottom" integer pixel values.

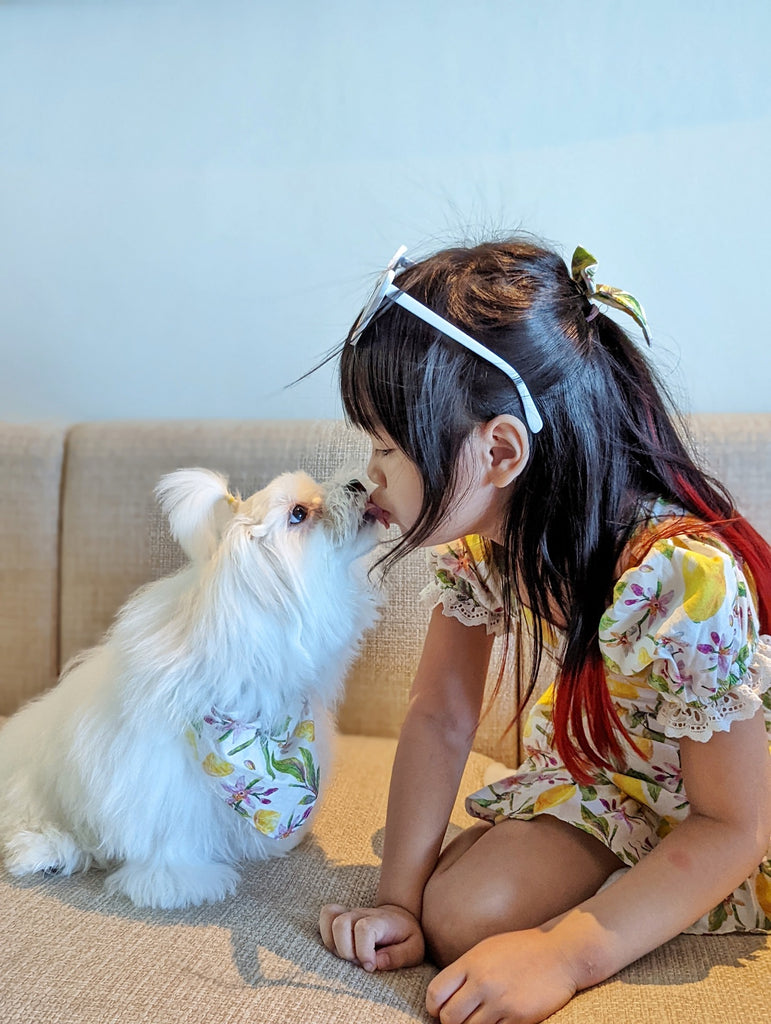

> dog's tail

[{"left": 155, "top": 468, "right": 238, "bottom": 563}]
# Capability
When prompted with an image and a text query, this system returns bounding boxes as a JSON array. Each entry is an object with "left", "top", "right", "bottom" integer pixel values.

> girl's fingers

[
  {"left": 325, "top": 906, "right": 373, "bottom": 963},
  {"left": 425, "top": 963, "right": 467, "bottom": 1018},
  {"left": 352, "top": 916, "right": 384, "bottom": 971},
  {"left": 319, "top": 904, "right": 354, "bottom": 955},
  {"left": 320, "top": 904, "right": 426, "bottom": 972},
  {"left": 375, "top": 928, "right": 426, "bottom": 971}
]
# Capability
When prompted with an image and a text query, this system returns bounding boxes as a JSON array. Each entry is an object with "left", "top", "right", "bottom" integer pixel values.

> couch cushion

[
  {"left": 0, "top": 423, "right": 65, "bottom": 714},
  {"left": 1, "top": 733, "right": 768, "bottom": 1024}
]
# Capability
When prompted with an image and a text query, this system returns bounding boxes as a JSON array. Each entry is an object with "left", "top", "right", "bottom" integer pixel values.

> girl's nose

[{"left": 366, "top": 454, "right": 384, "bottom": 486}]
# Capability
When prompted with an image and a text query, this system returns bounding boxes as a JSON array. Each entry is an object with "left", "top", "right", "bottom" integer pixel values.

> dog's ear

[{"left": 155, "top": 468, "right": 238, "bottom": 562}]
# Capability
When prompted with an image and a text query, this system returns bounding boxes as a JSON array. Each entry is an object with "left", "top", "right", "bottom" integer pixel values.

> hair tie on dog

[{"left": 571, "top": 246, "right": 651, "bottom": 345}]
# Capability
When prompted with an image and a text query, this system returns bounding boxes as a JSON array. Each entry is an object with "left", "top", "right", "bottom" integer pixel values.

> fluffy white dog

[{"left": 0, "top": 467, "right": 383, "bottom": 908}]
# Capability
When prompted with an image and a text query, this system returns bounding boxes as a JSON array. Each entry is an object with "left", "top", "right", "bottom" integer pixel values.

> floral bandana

[
  {"left": 571, "top": 246, "right": 651, "bottom": 344},
  {"left": 187, "top": 698, "right": 320, "bottom": 839}
]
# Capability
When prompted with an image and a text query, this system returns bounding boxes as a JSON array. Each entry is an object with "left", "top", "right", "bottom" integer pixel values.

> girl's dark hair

[{"left": 340, "top": 237, "right": 771, "bottom": 782}]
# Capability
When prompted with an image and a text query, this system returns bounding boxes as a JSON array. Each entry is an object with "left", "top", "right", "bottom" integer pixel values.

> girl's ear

[
  {"left": 478, "top": 415, "right": 530, "bottom": 488},
  {"left": 155, "top": 468, "right": 239, "bottom": 562}
]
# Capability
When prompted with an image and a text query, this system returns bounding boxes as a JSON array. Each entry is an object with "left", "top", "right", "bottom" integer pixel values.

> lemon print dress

[{"left": 421, "top": 501, "right": 771, "bottom": 933}]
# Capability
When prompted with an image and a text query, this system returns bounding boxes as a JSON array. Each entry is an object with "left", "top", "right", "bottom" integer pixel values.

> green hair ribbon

[{"left": 571, "top": 246, "right": 651, "bottom": 345}]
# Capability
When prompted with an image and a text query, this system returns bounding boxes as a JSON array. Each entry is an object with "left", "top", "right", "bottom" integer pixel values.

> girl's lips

[{"left": 364, "top": 500, "right": 391, "bottom": 529}]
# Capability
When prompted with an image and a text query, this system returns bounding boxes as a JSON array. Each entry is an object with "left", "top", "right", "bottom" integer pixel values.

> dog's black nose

[{"left": 344, "top": 480, "right": 367, "bottom": 494}]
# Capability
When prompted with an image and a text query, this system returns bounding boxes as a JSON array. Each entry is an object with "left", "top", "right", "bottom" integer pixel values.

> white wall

[{"left": 1, "top": 0, "right": 769, "bottom": 423}]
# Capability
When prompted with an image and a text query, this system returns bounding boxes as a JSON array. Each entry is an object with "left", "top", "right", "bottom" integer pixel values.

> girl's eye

[
  {"left": 289, "top": 505, "right": 308, "bottom": 525},
  {"left": 375, "top": 448, "right": 394, "bottom": 458}
]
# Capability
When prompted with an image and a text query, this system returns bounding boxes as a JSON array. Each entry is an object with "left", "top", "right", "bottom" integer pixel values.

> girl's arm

[
  {"left": 553, "top": 706, "right": 771, "bottom": 976},
  {"left": 426, "top": 707, "right": 771, "bottom": 1024},
  {"left": 320, "top": 606, "right": 494, "bottom": 972}
]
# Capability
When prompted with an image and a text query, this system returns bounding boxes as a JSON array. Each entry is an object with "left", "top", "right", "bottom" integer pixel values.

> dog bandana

[{"left": 187, "top": 697, "right": 320, "bottom": 840}]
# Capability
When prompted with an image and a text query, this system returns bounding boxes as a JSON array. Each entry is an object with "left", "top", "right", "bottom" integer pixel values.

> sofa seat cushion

[{"left": 1, "top": 733, "right": 769, "bottom": 1023}]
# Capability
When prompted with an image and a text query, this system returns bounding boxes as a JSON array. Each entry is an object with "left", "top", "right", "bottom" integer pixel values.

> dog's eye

[{"left": 289, "top": 505, "right": 308, "bottom": 525}]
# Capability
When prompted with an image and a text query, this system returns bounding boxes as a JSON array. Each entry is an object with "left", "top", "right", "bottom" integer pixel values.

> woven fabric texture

[
  {"left": 0, "top": 423, "right": 65, "bottom": 714},
  {"left": 1, "top": 733, "right": 769, "bottom": 1024}
]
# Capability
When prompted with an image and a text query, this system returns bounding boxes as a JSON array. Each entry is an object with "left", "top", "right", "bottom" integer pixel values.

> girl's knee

[{"left": 421, "top": 867, "right": 466, "bottom": 967}]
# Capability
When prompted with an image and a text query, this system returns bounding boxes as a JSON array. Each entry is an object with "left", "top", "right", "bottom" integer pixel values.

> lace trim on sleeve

[
  {"left": 419, "top": 579, "right": 507, "bottom": 636},
  {"left": 657, "top": 635, "right": 771, "bottom": 742}
]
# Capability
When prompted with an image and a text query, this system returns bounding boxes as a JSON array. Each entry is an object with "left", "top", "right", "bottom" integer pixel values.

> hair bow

[{"left": 571, "top": 246, "right": 651, "bottom": 345}]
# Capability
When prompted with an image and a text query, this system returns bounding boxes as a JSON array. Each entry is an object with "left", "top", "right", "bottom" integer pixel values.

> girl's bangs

[{"left": 339, "top": 312, "right": 429, "bottom": 452}]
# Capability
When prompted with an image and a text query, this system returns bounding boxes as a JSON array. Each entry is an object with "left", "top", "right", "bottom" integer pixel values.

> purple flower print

[
  {"left": 275, "top": 804, "right": 314, "bottom": 839},
  {"left": 668, "top": 652, "right": 694, "bottom": 687},
  {"left": 696, "top": 632, "right": 735, "bottom": 679},
  {"left": 524, "top": 748, "right": 561, "bottom": 771},
  {"left": 221, "top": 776, "right": 278, "bottom": 811},
  {"left": 204, "top": 709, "right": 256, "bottom": 745},
  {"left": 441, "top": 547, "right": 473, "bottom": 578},
  {"left": 624, "top": 582, "right": 674, "bottom": 625},
  {"left": 603, "top": 629, "right": 635, "bottom": 654},
  {"left": 651, "top": 762, "right": 682, "bottom": 787},
  {"left": 599, "top": 797, "right": 637, "bottom": 831}
]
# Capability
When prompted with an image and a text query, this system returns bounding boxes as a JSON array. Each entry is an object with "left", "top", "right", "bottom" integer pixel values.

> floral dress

[{"left": 420, "top": 503, "right": 771, "bottom": 933}]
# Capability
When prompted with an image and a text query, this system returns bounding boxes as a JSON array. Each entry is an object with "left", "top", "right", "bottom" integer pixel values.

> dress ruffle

[
  {"left": 657, "top": 636, "right": 771, "bottom": 740},
  {"left": 419, "top": 579, "right": 506, "bottom": 635}
]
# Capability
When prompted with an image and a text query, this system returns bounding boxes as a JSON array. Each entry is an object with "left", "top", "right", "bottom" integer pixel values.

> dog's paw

[
  {"left": 105, "top": 859, "right": 240, "bottom": 909},
  {"left": 4, "top": 828, "right": 91, "bottom": 877}
]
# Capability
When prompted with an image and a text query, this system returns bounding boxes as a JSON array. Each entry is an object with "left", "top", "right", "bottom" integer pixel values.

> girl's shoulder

[
  {"left": 420, "top": 535, "right": 507, "bottom": 635},
  {"left": 601, "top": 497, "right": 768, "bottom": 737},
  {"left": 612, "top": 496, "right": 756, "bottom": 635},
  {"left": 619, "top": 496, "right": 748, "bottom": 584}
]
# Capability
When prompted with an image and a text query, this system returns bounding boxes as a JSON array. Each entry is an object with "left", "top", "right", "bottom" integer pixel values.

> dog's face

[
  {"left": 155, "top": 467, "right": 384, "bottom": 597},
  {"left": 242, "top": 472, "right": 380, "bottom": 553}
]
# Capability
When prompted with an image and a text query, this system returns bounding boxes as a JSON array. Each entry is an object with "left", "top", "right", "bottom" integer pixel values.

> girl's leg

[{"left": 422, "top": 816, "right": 623, "bottom": 967}]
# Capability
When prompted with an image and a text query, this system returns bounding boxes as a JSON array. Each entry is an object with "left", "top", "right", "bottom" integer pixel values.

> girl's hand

[
  {"left": 425, "top": 930, "right": 577, "bottom": 1024},
  {"left": 319, "top": 903, "right": 426, "bottom": 972}
]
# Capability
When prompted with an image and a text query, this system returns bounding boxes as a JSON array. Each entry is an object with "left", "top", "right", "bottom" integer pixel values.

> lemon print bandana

[{"left": 188, "top": 698, "right": 320, "bottom": 839}]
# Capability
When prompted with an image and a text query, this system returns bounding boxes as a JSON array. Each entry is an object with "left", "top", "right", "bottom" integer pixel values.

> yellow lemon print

[
  {"left": 465, "top": 534, "right": 487, "bottom": 563},
  {"left": 293, "top": 720, "right": 315, "bottom": 742},
  {"left": 607, "top": 677, "right": 640, "bottom": 701},
  {"left": 636, "top": 648, "right": 653, "bottom": 670},
  {"left": 632, "top": 736, "right": 654, "bottom": 761},
  {"left": 184, "top": 728, "right": 198, "bottom": 755},
  {"left": 533, "top": 784, "right": 576, "bottom": 813},
  {"left": 755, "top": 870, "right": 771, "bottom": 918},
  {"left": 202, "top": 753, "right": 235, "bottom": 777},
  {"left": 254, "top": 809, "right": 281, "bottom": 835},
  {"left": 611, "top": 773, "right": 648, "bottom": 807},
  {"left": 681, "top": 551, "right": 727, "bottom": 623},
  {"left": 536, "top": 683, "right": 555, "bottom": 706}
]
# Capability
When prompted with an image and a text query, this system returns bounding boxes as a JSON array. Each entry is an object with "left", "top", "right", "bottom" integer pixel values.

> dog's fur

[{"left": 0, "top": 468, "right": 380, "bottom": 908}]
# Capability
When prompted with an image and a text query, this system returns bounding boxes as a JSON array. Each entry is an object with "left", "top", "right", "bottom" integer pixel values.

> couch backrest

[
  {"left": 0, "top": 424, "right": 65, "bottom": 713},
  {"left": 1, "top": 415, "right": 770, "bottom": 761}
]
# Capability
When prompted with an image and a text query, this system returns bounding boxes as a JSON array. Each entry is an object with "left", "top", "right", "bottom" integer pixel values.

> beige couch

[{"left": 1, "top": 416, "right": 770, "bottom": 1024}]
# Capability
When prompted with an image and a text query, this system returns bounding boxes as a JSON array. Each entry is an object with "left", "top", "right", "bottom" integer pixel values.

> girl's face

[
  {"left": 365, "top": 428, "right": 511, "bottom": 545},
  {"left": 365, "top": 433, "right": 423, "bottom": 535}
]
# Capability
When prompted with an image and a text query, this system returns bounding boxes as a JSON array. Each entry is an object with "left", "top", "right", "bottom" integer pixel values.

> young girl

[{"left": 318, "top": 238, "right": 771, "bottom": 1024}]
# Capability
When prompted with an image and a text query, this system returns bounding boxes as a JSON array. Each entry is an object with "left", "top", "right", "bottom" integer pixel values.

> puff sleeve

[
  {"left": 599, "top": 534, "right": 771, "bottom": 741},
  {"left": 419, "top": 535, "right": 507, "bottom": 635}
]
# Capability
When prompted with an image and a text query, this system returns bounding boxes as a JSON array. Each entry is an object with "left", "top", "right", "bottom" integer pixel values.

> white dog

[{"left": 0, "top": 467, "right": 383, "bottom": 908}]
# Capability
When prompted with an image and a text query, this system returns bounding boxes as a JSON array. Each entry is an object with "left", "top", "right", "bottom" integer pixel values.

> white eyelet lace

[{"left": 657, "top": 636, "right": 771, "bottom": 742}]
